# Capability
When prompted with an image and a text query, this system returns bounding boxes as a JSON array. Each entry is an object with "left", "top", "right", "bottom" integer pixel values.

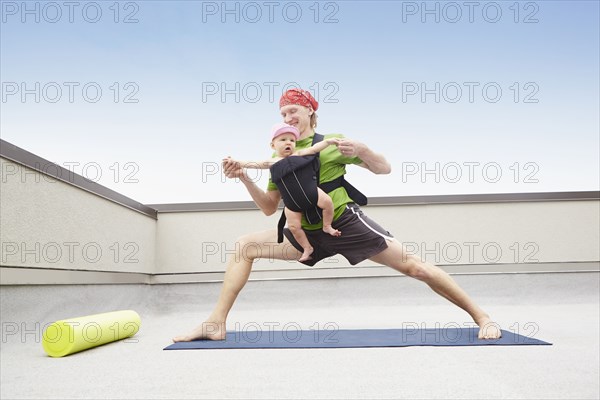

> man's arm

[
  {"left": 222, "top": 157, "right": 281, "bottom": 215},
  {"left": 242, "top": 179, "right": 281, "bottom": 215},
  {"left": 338, "top": 139, "right": 391, "bottom": 174}
]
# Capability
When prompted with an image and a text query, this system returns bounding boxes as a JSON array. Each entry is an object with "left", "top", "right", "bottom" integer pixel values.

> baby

[{"left": 226, "top": 123, "right": 341, "bottom": 262}]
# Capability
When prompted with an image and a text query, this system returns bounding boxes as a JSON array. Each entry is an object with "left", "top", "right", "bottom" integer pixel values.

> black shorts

[{"left": 283, "top": 203, "right": 394, "bottom": 267}]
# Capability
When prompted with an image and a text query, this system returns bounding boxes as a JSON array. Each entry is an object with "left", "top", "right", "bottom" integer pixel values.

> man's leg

[
  {"left": 173, "top": 229, "right": 301, "bottom": 342},
  {"left": 369, "top": 240, "right": 502, "bottom": 339}
]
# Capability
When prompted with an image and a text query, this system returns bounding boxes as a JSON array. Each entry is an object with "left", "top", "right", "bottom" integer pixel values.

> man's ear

[{"left": 270, "top": 142, "right": 275, "bottom": 149}]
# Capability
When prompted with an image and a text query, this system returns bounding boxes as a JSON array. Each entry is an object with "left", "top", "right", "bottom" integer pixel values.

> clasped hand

[
  {"left": 337, "top": 139, "right": 364, "bottom": 158},
  {"left": 221, "top": 156, "right": 245, "bottom": 179}
]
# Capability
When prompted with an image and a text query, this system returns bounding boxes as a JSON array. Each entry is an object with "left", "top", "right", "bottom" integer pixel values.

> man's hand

[
  {"left": 338, "top": 139, "right": 391, "bottom": 174},
  {"left": 338, "top": 139, "right": 366, "bottom": 158},
  {"left": 221, "top": 156, "right": 247, "bottom": 180}
]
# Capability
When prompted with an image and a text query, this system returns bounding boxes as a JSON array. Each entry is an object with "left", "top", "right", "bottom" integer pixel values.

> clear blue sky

[{"left": 1, "top": 0, "right": 598, "bottom": 203}]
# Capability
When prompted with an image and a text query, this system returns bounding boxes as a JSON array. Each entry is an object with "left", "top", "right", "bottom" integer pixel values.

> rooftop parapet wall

[{"left": 1, "top": 138, "right": 599, "bottom": 284}]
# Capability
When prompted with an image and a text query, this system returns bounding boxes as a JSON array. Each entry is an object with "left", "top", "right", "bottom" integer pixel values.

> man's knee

[
  {"left": 235, "top": 233, "right": 263, "bottom": 261},
  {"left": 402, "top": 255, "right": 434, "bottom": 281}
]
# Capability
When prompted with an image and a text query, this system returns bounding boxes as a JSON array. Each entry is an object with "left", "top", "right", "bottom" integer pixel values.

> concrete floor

[{"left": 1, "top": 272, "right": 599, "bottom": 399}]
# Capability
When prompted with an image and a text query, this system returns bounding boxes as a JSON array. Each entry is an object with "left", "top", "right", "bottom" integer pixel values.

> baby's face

[{"left": 271, "top": 133, "right": 297, "bottom": 157}]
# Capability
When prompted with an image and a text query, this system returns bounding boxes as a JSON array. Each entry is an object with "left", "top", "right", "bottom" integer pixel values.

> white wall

[
  {"left": 155, "top": 201, "right": 600, "bottom": 274},
  {"left": 0, "top": 159, "right": 156, "bottom": 274},
  {"left": 2, "top": 156, "right": 599, "bottom": 284}
]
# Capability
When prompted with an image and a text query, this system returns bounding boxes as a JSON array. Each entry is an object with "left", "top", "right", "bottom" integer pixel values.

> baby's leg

[
  {"left": 317, "top": 189, "right": 341, "bottom": 237},
  {"left": 285, "top": 207, "right": 314, "bottom": 262}
]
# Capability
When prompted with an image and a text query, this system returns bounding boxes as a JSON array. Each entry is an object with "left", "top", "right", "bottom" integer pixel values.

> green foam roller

[{"left": 42, "top": 310, "right": 141, "bottom": 357}]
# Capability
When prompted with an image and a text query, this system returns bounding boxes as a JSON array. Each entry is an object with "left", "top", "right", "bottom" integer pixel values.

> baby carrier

[{"left": 270, "top": 133, "right": 368, "bottom": 242}]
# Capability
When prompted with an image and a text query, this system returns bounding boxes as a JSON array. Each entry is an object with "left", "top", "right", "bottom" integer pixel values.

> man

[{"left": 173, "top": 88, "right": 501, "bottom": 342}]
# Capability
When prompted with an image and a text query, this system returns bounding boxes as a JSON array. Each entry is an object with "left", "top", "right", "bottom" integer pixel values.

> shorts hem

[{"left": 345, "top": 240, "right": 389, "bottom": 265}]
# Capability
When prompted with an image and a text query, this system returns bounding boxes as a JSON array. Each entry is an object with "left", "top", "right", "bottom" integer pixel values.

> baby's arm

[
  {"left": 295, "top": 138, "right": 340, "bottom": 156},
  {"left": 223, "top": 156, "right": 281, "bottom": 169}
]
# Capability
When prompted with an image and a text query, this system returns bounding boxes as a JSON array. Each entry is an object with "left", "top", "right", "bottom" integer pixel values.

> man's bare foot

[
  {"left": 323, "top": 225, "right": 341, "bottom": 237},
  {"left": 172, "top": 321, "right": 226, "bottom": 342},
  {"left": 476, "top": 316, "right": 502, "bottom": 339},
  {"left": 299, "top": 247, "right": 314, "bottom": 262}
]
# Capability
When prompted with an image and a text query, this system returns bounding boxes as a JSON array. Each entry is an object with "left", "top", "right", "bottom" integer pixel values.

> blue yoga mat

[{"left": 164, "top": 328, "right": 551, "bottom": 350}]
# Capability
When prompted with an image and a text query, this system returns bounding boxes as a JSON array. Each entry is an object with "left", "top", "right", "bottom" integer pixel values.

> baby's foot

[
  {"left": 323, "top": 225, "right": 341, "bottom": 237},
  {"left": 299, "top": 247, "right": 314, "bottom": 262}
]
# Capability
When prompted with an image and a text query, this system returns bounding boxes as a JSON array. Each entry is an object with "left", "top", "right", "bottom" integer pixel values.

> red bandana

[{"left": 279, "top": 88, "right": 319, "bottom": 111}]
